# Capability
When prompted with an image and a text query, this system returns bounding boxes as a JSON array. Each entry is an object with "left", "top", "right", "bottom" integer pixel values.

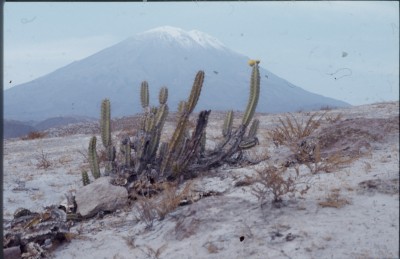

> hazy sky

[{"left": 4, "top": 1, "right": 399, "bottom": 105}]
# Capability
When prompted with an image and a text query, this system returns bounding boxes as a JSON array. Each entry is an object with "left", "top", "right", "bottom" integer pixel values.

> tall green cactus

[
  {"left": 101, "top": 99, "right": 111, "bottom": 147},
  {"left": 81, "top": 170, "right": 90, "bottom": 186},
  {"left": 88, "top": 136, "right": 100, "bottom": 179},
  {"left": 242, "top": 60, "right": 260, "bottom": 127},
  {"left": 140, "top": 81, "right": 149, "bottom": 108},
  {"left": 159, "top": 87, "right": 168, "bottom": 105},
  {"left": 148, "top": 104, "right": 169, "bottom": 159},
  {"left": 222, "top": 110, "right": 234, "bottom": 138},
  {"left": 186, "top": 71, "right": 204, "bottom": 113},
  {"left": 100, "top": 99, "right": 115, "bottom": 175},
  {"left": 178, "top": 101, "right": 186, "bottom": 114},
  {"left": 122, "top": 138, "right": 131, "bottom": 167},
  {"left": 161, "top": 71, "right": 204, "bottom": 175}
]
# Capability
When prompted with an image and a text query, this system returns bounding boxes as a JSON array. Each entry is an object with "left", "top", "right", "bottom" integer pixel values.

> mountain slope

[{"left": 4, "top": 26, "right": 350, "bottom": 121}]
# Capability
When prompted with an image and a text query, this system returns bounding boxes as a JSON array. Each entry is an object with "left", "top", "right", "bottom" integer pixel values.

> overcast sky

[{"left": 4, "top": 1, "right": 399, "bottom": 105}]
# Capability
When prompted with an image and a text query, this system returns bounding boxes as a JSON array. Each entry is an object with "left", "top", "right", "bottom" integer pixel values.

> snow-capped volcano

[
  {"left": 139, "top": 26, "right": 226, "bottom": 50},
  {"left": 4, "top": 26, "right": 350, "bottom": 121}
]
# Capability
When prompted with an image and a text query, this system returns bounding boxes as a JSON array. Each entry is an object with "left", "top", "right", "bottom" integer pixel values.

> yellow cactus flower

[{"left": 248, "top": 59, "right": 261, "bottom": 67}]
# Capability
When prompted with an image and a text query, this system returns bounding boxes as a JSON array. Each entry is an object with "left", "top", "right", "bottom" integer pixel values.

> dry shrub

[
  {"left": 174, "top": 217, "right": 201, "bottom": 241},
  {"left": 155, "top": 181, "right": 192, "bottom": 220},
  {"left": 35, "top": 150, "right": 52, "bottom": 169},
  {"left": 251, "top": 165, "right": 311, "bottom": 206},
  {"left": 318, "top": 189, "right": 350, "bottom": 208},
  {"left": 135, "top": 198, "right": 158, "bottom": 230},
  {"left": 325, "top": 113, "right": 342, "bottom": 124},
  {"left": 58, "top": 155, "right": 73, "bottom": 165},
  {"left": 204, "top": 242, "right": 220, "bottom": 254},
  {"left": 134, "top": 181, "right": 192, "bottom": 228},
  {"left": 306, "top": 152, "right": 355, "bottom": 174},
  {"left": 268, "top": 112, "right": 325, "bottom": 147},
  {"left": 77, "top": 148, "right": 89, "bottom": 163},
  {"left": 21, "top": 131, "right": 47, "bottom": 140},
  {"left": 140, "top": 244, "right": 168, "bottom": 259},
  {"left": 303, "top": 143, "right": 356, "bottom": 174}
]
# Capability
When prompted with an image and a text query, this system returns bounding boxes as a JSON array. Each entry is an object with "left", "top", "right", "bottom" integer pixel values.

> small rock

[
  {"left": 75, "top": 177, "right": 128, "bottom": 218},
  {"left": 3, "top": 246, "right": 21, "bottom": 259}
]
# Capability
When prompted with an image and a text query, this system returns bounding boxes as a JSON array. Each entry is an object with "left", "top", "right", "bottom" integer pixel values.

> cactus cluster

[{"left": 83, "top": 60, "right": 261, "bottom": 185}]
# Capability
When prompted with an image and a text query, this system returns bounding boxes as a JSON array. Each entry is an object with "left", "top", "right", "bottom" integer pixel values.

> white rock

[{"left": 75, "top": 177, "right": 128, "bottom": 218}]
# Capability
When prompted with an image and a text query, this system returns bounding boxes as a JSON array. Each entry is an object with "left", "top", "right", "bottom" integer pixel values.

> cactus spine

[
  {"left": 242, "top": 60, "right": 260, "bottom": 127},
  {"left": 88, "top": 136, "right": 100, "bottom": 179}
]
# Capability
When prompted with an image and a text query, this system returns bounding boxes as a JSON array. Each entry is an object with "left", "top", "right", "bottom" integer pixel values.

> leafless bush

[
  {"left": 267, "top": 112, "right": 326, "bottom": 147},
  {"left": 135, "top": 198, "right": 158, "bottom": 230},
  {"left": 21, "top": 131, "right": 47, "bottom": 140},
  {"left": 35, "top": 150, "right": 52, "bottom": 169},
  {"left": 174, "top": 217, "right": 200, "bottom": 241},
  {"left": 77, "top": 148, "right": 89, "bottom": 163},
  {"left": 324, "top": 113, "right": 342, "bottom": 124},
  {"left": 303, "top": 143, "right": 356, "bottom": 174},
  {"left": 266, "top": 112, "right": 355, "bottom": 173},
  {"left": 140, "top": 244, "right": 168, "bottom": 259},
  {"left": 134, "top": 181, "right": 192, "bottom": 228},
  {"left": 204, "top": 242, "right": 220, "bottom": 254},
  {"left": 154, "top": 181, "right": 192, "bottom": 220},
  {"left": 251, "top": 165, "right": 311, "bottom": 207}
]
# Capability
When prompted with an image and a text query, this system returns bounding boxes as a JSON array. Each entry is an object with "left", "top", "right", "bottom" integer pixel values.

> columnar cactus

[
  {"left": 159, "top": 87, "right": 168, "bottom": 105},
  {"left": 247, "top": 118, "right": 259, "bottom": 139},
  {"left": 122, "top": 137, "right": 131, "bottom": 167},
  {"left": 88, "top": 136, "right": 100, "bottom": 179},
  {"left": 84, "top": 60, "right": 262, "bottom": 185},
  {"left": 186, "top": 71, "right": 204, "bottom": 113},
  {"left": 222, "top": 110, "right": 234, "bottom": 138},
  {"left": 178, "top": 101, "right": 186, "bottom": 114},
  {"left": 160, "top": 71, "right": 205, "bottom": 176},
  {"left": 81, "top": 170, "right": 90, "bottom": 186},
  {"left": 140, "top": 81, "right": 149, "bottom": 109},
  {"left": 242, "top": 60, "right": 260, "bottom": 127},
  {"left": 100, "top": 99, "right": 115, "bottom": 175},
  {"left": 101, "top": 99, "right": 111, "bottom": 147}
]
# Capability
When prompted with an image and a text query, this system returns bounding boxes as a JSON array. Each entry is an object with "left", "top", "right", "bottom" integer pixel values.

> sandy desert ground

[{"left": 3, "top": 101, "right": 399, "bottom": 259}]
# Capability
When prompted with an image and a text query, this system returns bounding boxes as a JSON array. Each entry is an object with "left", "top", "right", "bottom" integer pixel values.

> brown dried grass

[
  {"left": 318, "top": 190, "right": 350, "bottom": 208},
  {"left": 155, "top": 181, "right": 192, "bottom": 220},
  {"left": 251, "top": 165, "right": 311, "bottom": 206},
  {"left": 21, "top": 131, "right": 47, "bottom": 140}
]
